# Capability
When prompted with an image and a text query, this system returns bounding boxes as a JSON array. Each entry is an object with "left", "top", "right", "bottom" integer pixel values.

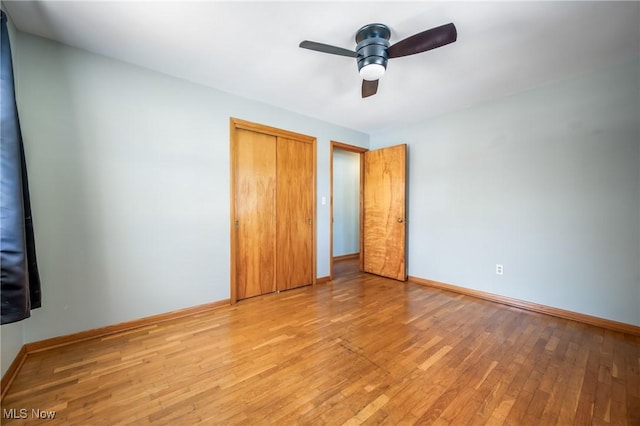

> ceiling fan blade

[
  {"left": 387, "top": 23, "right": 457, "bottom": 59},
  {"left": 299, "top": 41, "right": 357, "bottom": 58},
  {"left": 362, "top": 79, "right": 378, "bottom": 98}
]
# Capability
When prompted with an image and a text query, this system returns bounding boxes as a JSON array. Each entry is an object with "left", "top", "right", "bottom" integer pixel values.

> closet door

[
  {"left": 276, "top": 137, "right": 314, "bottom": 291},
  {"left": 234, "top": 129, "right": 277, "bottom": 299},
  {"left": 231, "top": 118, "right": 316, "bottom": 303}
]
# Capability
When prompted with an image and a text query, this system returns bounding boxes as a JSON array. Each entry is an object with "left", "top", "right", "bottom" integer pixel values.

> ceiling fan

[{"left": 299, "top": 22, "right": 457, "bottom": 98}]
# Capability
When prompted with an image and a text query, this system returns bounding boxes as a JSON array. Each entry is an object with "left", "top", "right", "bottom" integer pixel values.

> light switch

[{"left": 321, "top": 196, "right": 327, "bottom": 205}]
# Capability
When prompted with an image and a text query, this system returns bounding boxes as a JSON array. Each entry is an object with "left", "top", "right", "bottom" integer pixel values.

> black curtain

[{"left": 1, "top": 10, "right": 41, "bottom": 324}]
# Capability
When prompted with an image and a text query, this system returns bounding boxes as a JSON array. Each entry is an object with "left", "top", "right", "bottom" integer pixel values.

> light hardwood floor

[{"left": 2, "top": 259, "right": 639, "bottom": 425}]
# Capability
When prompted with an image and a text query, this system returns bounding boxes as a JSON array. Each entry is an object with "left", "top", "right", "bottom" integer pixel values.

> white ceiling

[{"left": 4, "top": 1, "right": 640, "bottom": 134}]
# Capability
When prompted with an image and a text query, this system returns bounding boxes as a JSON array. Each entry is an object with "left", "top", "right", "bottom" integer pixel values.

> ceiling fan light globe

[{"left": 359, "top": 63, "right": 385, "bottom": 81}]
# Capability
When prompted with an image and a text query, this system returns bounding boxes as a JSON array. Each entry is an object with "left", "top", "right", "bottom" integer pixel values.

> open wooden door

[{"left": 363, "top": 144, "right": 407, "bottom": 281}]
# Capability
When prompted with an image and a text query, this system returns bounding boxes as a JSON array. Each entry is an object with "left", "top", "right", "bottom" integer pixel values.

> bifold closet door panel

[
  {"left": 235, "top": 129, "right": 277, "bottom": 299},
  {"left": 276, "top": 137, "right": 313, "bottom": 291}
]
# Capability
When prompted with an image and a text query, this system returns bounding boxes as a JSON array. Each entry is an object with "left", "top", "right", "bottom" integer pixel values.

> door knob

[{"left": 397, "top": 218, "right": 404, "bottom": 223}]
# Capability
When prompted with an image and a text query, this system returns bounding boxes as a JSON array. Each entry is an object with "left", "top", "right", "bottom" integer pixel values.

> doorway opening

[{"left": 330, "top": 141, "right": 367, "bottom": 280}]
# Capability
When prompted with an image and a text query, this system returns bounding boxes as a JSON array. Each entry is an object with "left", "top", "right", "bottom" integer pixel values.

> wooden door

[
  {"left": 231, "top": 118, "right": 316, "bottom": 303},
  {"left": 234, "top": 129, "right": 277, "bottom": 299},
  {"left": 363, "top": 144, "right": 407, "bottom": 281},
  {"left": 276, "top": 137, "right": 314, "bottom": 291}
]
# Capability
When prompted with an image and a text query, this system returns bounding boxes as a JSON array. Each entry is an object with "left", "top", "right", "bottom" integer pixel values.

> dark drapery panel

[{"left": 1, "top": 10, "right": 41, "bottom": 324}]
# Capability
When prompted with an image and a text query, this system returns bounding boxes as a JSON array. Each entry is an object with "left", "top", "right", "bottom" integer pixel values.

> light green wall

[
  {"left": 333, "top": 149, "right": 360, "bottom": 256},
  {"left": 0, "top": 321, "right": 23, "bottom": 377},
  {"left": 12, "top": 31, "right": 368, "bottom": 344},
  {"left": 371, "top": 58, "right": 640, "bottom": 326}
]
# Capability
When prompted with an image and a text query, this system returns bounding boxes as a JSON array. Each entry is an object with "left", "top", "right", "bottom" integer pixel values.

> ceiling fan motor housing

[{"left": 355, "top": 23, "right": 391, "bottom": 80}]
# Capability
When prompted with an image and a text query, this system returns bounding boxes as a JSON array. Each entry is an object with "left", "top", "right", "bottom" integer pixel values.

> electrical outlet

[{"left": 496, "top": 264, "right": 504, "bottom": 275}]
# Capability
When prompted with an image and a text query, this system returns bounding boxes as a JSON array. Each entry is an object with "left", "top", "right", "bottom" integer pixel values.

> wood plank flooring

[{"left": 2, "top": 259, "right": 639, "bottom": 425}]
